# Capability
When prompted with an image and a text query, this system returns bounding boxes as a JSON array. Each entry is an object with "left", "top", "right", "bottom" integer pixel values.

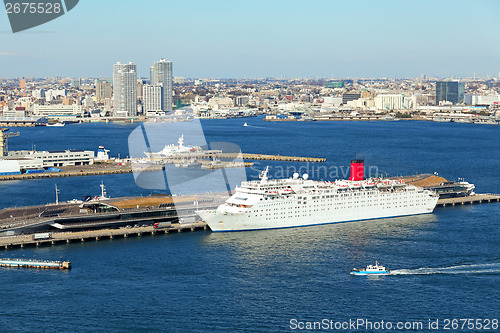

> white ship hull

[
  {"left": 198, "top": 189, "right": 438, "bottom": 232},
  {"left": 197, "top": 164, "right": 439, "bottom": 232}
]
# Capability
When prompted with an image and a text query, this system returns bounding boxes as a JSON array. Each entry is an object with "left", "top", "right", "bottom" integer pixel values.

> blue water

[{"left": 0, "top": 119, "right": 499, "bottom": 332}]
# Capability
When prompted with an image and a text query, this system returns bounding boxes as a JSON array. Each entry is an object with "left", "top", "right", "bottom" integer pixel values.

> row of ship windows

[
  {"left": 253, "top": 203, "right": 420, "bottom": 216},
  {"left": 260, "top": 196, "right": 422, "bottom": 206},
  {"left": 296, "top": 191, "right": 416, "bottom": 200},
  {"left": 260, "top": 200, "right": 424, "bottom": 209},
  {"left": 258, "top": 204, "right": 417, "bottom": 219},
  {"left": 298, "top": 199, "right": 422, "bottom": 205}
]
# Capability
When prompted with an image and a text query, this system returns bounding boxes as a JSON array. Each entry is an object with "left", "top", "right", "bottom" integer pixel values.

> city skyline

[{"left": 1, "top": 0, "right": 499, "bottom": 78}]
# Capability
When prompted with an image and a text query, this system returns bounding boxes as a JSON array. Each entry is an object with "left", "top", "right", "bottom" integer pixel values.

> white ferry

[
  {"left": 196, "top": 160, "right": 439, "bottom": 232},
  {"left": 351, "top": 262, "right": 390, "bottom": 276}
]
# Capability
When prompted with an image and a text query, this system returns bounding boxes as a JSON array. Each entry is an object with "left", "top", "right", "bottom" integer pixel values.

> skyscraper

[
  {"left": 143, "top": 84, "right": 163, "bottom": 114},
  {"left": 150, "top": 59, "right": 173, "bottom": 112},
  {"left": 113, "top": 62, "right": 137, "bottom": 117},
  {"left": 435, "top": 81, "right": 465, "bottom": 105}
]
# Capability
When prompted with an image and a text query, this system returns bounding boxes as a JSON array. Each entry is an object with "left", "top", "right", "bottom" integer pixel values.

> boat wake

[
  {"left": 243, "top": 124, "right": 266, "bottom": 129},
  {"left": 391, "top": 263, "right": 500, "bottom": 275}
]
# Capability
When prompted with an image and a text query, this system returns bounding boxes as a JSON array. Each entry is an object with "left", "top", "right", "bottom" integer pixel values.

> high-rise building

[
  {"left": 150, "top": 59, "right": 173, "bottom": 112},
  {"left": 113, "top": 62, "right": 137, "bottom": 117},
  {"left": 137, "top": 79, "right": 147, "bottom": 100},
  {"left": 435, "top": 81, "right": 465, "bottom": 105},
  {"left": 143, "top": 84, "right": 163, "bottom": 113},
  {"left": 19, "top": 78, "right": 26, "bottom": 89},
  {"left": 96, "top": 81, "right": 112, "bottom": 102}
]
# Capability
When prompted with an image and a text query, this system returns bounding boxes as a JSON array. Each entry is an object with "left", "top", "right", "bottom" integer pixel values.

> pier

[
  {"left": 0, "top": 166, "right": 135, "bottom": 181},
  {"left": 218, "top": 153, "right": 326, "bottom": 163},
  {"left": 0, "top": 193, "right": 499, "bottom": 251},
  {"left": 0, "top": 117, "right": 46, "bottom": 127},
  {"left": 0, "top": 152, "right": 325, "bottom": 181},
  {"left": 436, "top": 193, "right": 500, "bottom": 207},
  {"left": 0, "top": 222, "right": 208, "bottom": 250},
  {"left": 0, "top": 258, "right": 71, "bottom": 269}
]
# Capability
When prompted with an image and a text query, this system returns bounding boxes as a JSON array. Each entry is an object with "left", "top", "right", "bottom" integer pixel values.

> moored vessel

[
  {"left": 144, "top": 135, "right": 201, "bottom": 158},
  {"left": 196, "top": 160, "right": 439, "bottom": 232}
]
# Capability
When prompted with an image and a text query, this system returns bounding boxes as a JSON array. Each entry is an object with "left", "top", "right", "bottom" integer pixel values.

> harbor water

[{"left": 0, "top": 118, "right": 499, "bottom": 332}]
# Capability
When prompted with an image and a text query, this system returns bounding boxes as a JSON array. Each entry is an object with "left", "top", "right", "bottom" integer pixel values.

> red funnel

[{"left": 349, "top": 159, "right": 364, "bottom": 181}]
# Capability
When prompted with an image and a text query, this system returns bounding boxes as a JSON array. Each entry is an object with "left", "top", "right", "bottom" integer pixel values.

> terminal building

[{"left": 8, "top": 149, "right": 95, "bottom": 167}]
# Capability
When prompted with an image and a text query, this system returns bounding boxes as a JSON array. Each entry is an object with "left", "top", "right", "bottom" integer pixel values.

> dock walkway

[
  {"left": 218, "top": 153, "right": 325, "bottom": 163},
  {"left": 0, "top": 222, "right": 208, "bottom": 250},
  {"left": 436, "top": 193, "right": 500, "bottom": 207}
]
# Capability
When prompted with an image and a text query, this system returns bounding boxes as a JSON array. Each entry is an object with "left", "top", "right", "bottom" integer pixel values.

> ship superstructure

[
  {"left": 144, "top": 135, "right": 202, "bottom": 158},
  {"left": 197, "top": 160, "right": 439, "bottom": 232}
]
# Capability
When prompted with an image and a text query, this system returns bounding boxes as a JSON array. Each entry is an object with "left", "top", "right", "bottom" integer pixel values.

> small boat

[
  {"left": 46, "top": 122, "right": 65, "bottom": 127},
  {"left": 243, "top": 122, "right": 248, "bottom": 127},
  {"left": 351, "top": 262, "right": 390, "bottom": 276},
  {"left": 380, "top": 115, "right": 400, "bottom": 121}
]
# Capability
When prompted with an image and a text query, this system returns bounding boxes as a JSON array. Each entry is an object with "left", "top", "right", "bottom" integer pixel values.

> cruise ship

[{"left": 196, "top": 160, "right": 439, "bottom": 232}]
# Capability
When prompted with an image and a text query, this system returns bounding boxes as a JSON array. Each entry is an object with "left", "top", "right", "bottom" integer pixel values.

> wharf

[
  {"left": 0, "top": 165, "right": 135, "bottom": 181},
  {"left": 0, "top": 152, "right": 325, "bottom": 181},
  {"left": 0, "top": 222, "right": 208, "bottom": 250},
  {"left": 0, "top": 118, "right": 45, "bottom": 127},
  {"left": 218, "top": 153, "right": 325, "bottom": 163},
  {"left": 436, "top": 194, "right": 500, "bottom": 207},
  {"left": 0, "top": 258, "right": 71, "bottom": 269}
]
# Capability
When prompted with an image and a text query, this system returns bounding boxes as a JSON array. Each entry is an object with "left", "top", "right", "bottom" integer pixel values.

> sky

[{"left": 0, "top": 0, "right": 499, "bottom": 79}]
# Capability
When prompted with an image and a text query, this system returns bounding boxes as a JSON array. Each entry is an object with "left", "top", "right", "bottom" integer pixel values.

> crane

[{"left": 0, "top": 128, "right": 20, "bottom": 157}]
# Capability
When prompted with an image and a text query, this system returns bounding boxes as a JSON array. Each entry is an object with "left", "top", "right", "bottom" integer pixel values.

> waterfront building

[
  {"left": 143, "top": 84, "right": 164, "bottom": 114},
  {"left": 0, "top": 157, "right": 43, "bottom": 173},
  {"left": 208, "top": 97, "right": 233, "bottom": 110},
  {"left": 32, "top": 104, "right": 83, "bottom": 117},
  {"left": 375, "top": 94, "right": 405, "bottom": 110},
  {"left": 113, "top": 62, "right": 137, "bottom": 117},
  {"left": 464, "top": 94, "right": 500, "bottom": 106},
  {"left": 3, "top": 108, "right": 26, "bottom": 118},
  {"left": 150, "top": 59, "right": 173, "bottom": 112},
  {"left": 8, "top": 149, "right": 95, "bottom": 167},
  {"left": 435, "top": 81, "right": 465, "bottom": 105}
]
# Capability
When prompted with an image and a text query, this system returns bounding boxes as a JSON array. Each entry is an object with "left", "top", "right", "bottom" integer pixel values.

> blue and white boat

[{"left": 351, "top": 262, "right": 390, "bottom": 276}]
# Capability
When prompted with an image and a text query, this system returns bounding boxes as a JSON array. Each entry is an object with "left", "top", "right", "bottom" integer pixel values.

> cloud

[{"left": 0, "top": 52, "right": 14, "bottom": 56}]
